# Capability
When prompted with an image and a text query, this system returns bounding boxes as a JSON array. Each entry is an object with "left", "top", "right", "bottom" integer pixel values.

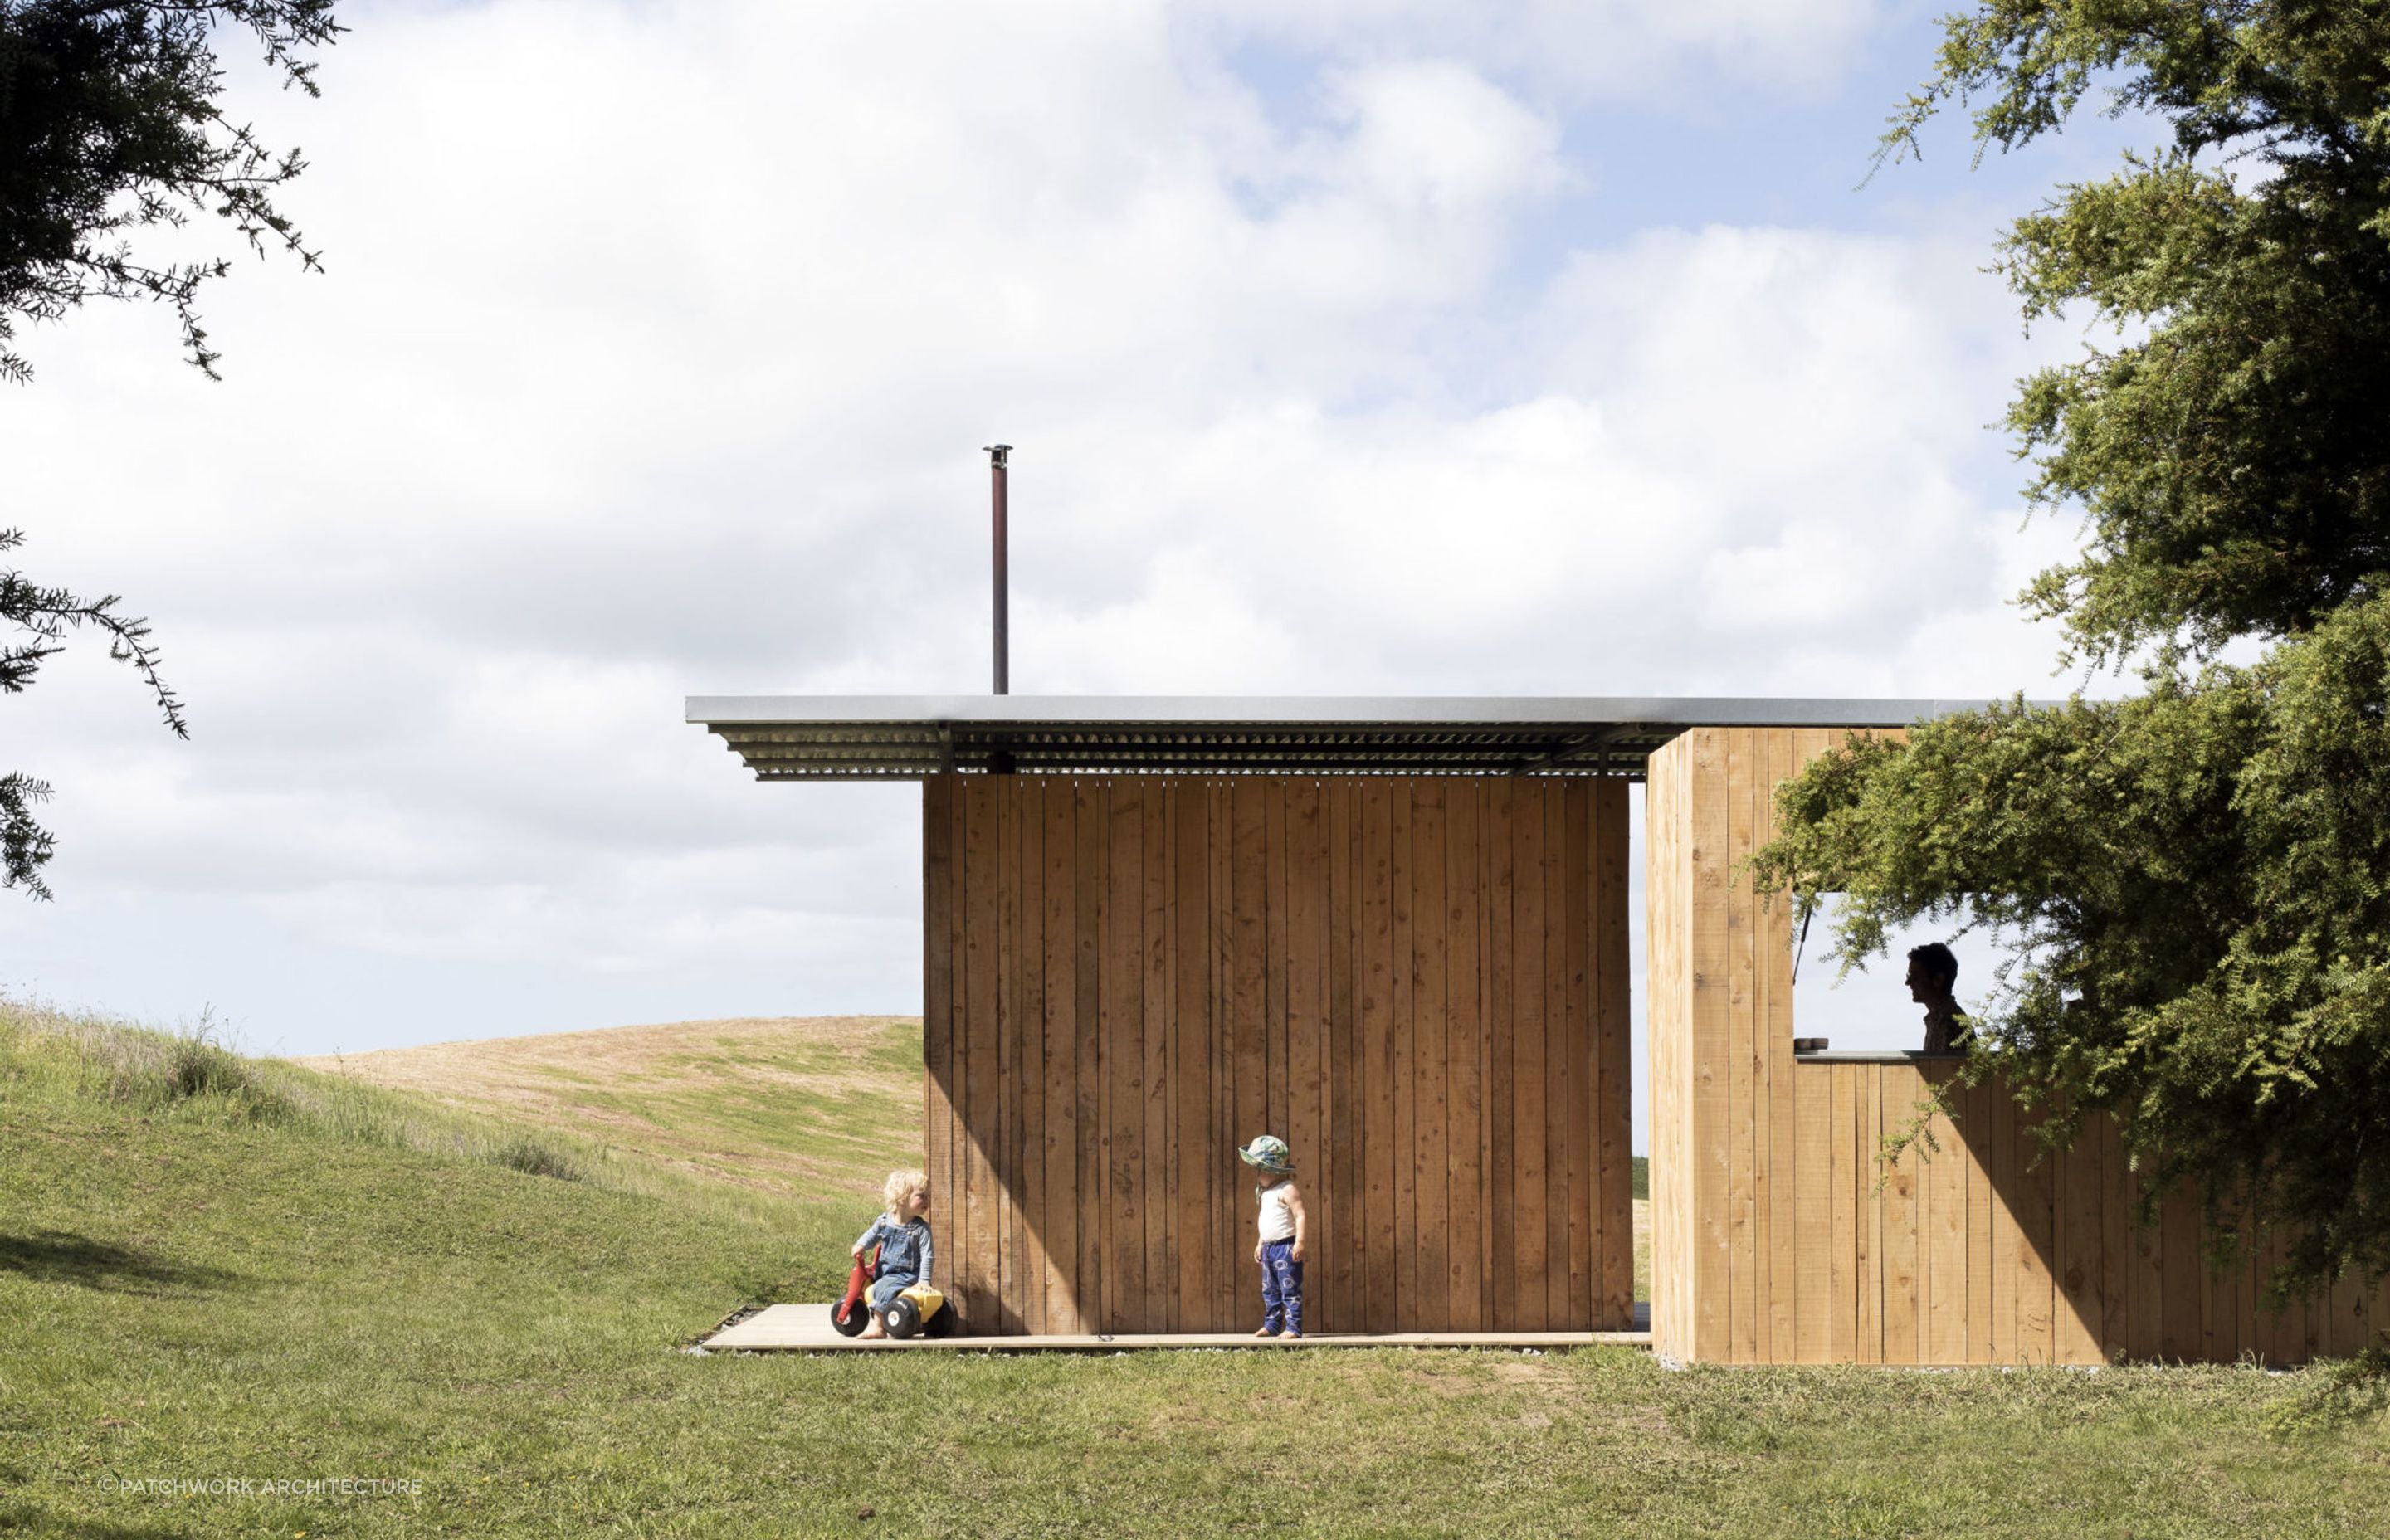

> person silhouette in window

[{"left": 1906, "top": 942, "right": 1971, "bottom": 1053}]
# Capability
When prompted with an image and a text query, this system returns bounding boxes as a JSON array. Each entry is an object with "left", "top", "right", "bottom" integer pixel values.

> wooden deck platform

[{"left": 703, "top": 1302, "right": 1652, "bottom": 1352}]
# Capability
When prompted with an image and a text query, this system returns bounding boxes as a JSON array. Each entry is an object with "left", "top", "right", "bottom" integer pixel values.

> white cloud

[{"left": 2, "top": 0, "right": 2077, "bottom": 1060}]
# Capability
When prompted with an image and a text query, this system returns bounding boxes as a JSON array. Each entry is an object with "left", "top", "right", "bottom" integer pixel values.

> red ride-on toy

[
  {"left": 829, "top": 1242, "right": 958, "bottom": 1339},
  {"left": 830, "top": 1244, "right": 880, "bottom": 1337}
]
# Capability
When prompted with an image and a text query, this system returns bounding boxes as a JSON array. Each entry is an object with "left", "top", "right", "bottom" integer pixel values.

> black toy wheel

[
  {"left": 883, "top": 1298, "right": 922, "bottom": 1339},
  {"left": 829, "top": 1299, "right": 871, "bottom": 1337}
]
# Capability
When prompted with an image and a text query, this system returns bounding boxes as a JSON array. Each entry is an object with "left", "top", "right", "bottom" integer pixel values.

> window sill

[{"left": 1792, "top": 1049, "right": 1966, "bottom": 1064}]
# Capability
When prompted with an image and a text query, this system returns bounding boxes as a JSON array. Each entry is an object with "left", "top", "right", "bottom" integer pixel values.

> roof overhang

[{"left": 685, "top": 695, "right": 1993, "bottom": 782}]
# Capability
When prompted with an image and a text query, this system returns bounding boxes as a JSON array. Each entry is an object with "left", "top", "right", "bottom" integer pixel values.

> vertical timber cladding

[
  {"left": 1644, "top": 726, "right": 2390, "bottom": 1365},
  {"left": 922, "top": 772, "right": 1634, "bottom": 1336}
]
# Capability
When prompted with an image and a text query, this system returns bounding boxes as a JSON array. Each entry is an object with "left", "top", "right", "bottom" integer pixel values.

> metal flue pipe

[{"left": 986, "top": 443, "right": 1011, "bottom": 697}]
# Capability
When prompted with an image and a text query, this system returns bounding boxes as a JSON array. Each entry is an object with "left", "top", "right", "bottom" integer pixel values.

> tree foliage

[
  {"left": 0, "top": 529, "right": 189, "bottom": 899},
  {"left": 2, "top": 3, "right": 335, "bottom": 895},
  {"left": 1881, "top": 0, "right": 2390, "bottom": 670},
  {"left": 1, "top": 0, "right": 339, "bottom": 381},
  {"left": 1758, "top": 1, "right": 2390, "bottom": 1295}
]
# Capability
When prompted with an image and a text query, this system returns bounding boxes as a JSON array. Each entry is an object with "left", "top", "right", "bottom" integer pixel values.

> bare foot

[
  {"left": 860, "top": 1318, "right": 888, "bottom": 1340},
  {"left": 1253, "top": 1324, "right": 1278, "bottom": 1338}
]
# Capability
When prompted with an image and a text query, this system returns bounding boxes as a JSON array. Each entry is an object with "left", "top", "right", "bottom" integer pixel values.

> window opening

[{"left": 1789, "top": 895, "right": 1997, "bottom": 1054}]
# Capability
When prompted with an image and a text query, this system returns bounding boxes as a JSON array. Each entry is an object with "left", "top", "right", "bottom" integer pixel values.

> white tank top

[{"left": 1256, "top": 1182, "right": 1297, "bottom": 1243}]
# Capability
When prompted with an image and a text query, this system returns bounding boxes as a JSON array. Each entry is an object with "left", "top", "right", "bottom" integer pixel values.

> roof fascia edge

[{"left": 683, "top": 694, "right": 2007, "bottom": 729}]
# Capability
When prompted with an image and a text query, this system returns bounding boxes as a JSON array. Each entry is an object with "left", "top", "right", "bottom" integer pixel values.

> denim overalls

[{"left": 856, "top": 1215, "right": 935, "bottom": 1309}]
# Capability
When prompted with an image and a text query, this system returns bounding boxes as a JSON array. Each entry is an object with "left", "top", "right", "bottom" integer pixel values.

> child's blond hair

[{"left": 883, "top": 1167, "right": 929, "bottom": 1216}]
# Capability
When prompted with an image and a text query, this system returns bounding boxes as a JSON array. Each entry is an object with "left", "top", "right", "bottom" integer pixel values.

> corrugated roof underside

[
  {"left": 702, "top": 722, "right": 1680, "bottom": 780},
  {"left": 685, "top": 697, "right": 1979, "bottom": 782}
]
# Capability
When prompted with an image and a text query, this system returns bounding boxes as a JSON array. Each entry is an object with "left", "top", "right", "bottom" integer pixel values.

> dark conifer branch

[
  {"left": 2, "top": 3, "right": 336, "bottom": 890},
  {"left": 1765, "top": 1, "right": 2390, "bottom": 1302}
]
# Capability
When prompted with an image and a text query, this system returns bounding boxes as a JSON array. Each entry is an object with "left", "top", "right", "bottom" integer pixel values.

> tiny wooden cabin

[
  {"left": 690, "top": 695, "right": 1687, "bottom": 1335},
  {"left": 689, "top": 697, "right": 2389, "bottom": 1358}
]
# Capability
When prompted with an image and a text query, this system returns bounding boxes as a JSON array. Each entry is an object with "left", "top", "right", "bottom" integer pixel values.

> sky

[{"left": 2, "top": 0, "right": 2158, "bottom": 1151}]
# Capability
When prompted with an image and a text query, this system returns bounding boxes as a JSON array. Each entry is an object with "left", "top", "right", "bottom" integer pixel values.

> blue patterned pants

[{"left": 1258, "top": 1239, "right": 1304, "bottom": 1335}]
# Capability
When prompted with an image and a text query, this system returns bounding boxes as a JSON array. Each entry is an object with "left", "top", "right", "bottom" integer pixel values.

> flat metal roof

[{"left": 685, "top": 695, "right": 1989, "bottom": 782}]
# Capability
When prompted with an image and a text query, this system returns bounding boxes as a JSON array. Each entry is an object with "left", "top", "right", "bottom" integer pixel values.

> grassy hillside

[
  {"left": 298, "top": 1017, "right": 1655, "bottom": 1291},
  {"left": 295, "top": 1013, "right": 924, "bottom": 1203},
  {"left": 301, "top": 1017, "right": 1652, "bottom": 1297},
  {"left": 3, "top": 1001, "right": 2384, "bottom": 1538}
]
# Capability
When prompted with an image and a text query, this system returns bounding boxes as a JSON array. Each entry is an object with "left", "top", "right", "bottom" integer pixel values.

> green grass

[
  {"left": 295, "top": 1014, "right": 924, "bottom": 1205},
  {"left": 3, "top": 1001, "right": 2385, "bottom": 1538}
]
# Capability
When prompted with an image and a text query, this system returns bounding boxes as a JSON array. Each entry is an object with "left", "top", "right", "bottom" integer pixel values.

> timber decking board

[
  {"left": 962, "top": 779, "right": 1001, "bottom": 1331},
  {"left": 1566, "top": 781, "right": 1596, "bottom": 1327},
  {"left": 1230, "top": 778, "right": 1266, "bottom": 1322},
  {"left": 1072, "top": 781, "right": 1105, "bottom": 1333},
  {"left": 1644, "top": 738, "right": 1689, "bottom": 1360},
  {"left": 1792, "top": 998, "right": 1832, "bottom": 1363},
  {"left": 1597, "top": 778, "right": 1634, "bottom": 1328},
  {"left": 1210, "top": 781, "right": 1236, "bottom": 1333},
  {"left": 1882, "top": 1064, "right": 1919, "bottom": 1367},
  {"left": 1829, "top": 1063, "right": 1856, "bottom": 1360},
  {"left": 1012, "top": 784, "right": 1041, "bottom": 1335},
  {"left": 1104, "top": 780, "right": 1141, "bottom": 1334},
  {"left": 704, "top": 1303, "right": 1654, "bottom": 1353},
  {"left": 924, "top": 775, "right": 1632, "bottom": 1337},
  {"left": 1963, "top": 1079, "right": 1992, "bottom": 1365},
  {"left": 2056, "top": 1104, "right": 2102, "bottom": 1364},
  {"left": 1172, "top": 781, "right": 1209, "bottom": 1333},
  {"left": 1488, "top": 785, "right": 1517, "bottom": 1333},
  {"left": 1266, "top": 786, "right": 1290, "bottom": 1173},
  {"left": 1390, "top": 781, "right": 1417, "bottom": 1333},
  {"left": 1514, "top": 777, "right": 1551, "bottom": 1332},
  {"left": 923, "top": 775, "right": 956, "bottom": 1328},
  {"left": 1449, "top": 781, "right": 1485, "bottom": 1330},
  {"left": 1292, "top": 780, "right": 1329, "bottom": 1331},
  {"left": 1988, "top": 1067, "right": 2021, "bottom": 1359},
  {"left": 2017, "top": 1102, "right": 2057, "bottom": 1362},
  {"left": 1327, "top": 780, "right": 1357, "bottom": 1333},
  {"left": 1856, "top": 1070, "right": 1877, "bottom": 1364},
  {"left": 1361, "top": 779, "right": 1394, "bottom": 1333},
  {"left": 2159, "top": 1170, "right": 2200, "bottom": 1360},
  {"left": 1688, "top": 730, "right": 1731, "bottom": 1362},
  {"left": 1925, "top": 1065, "right": 1968, "bottom": 1367},
  {"left": 2094, "top": 1117, "right": 2129, "bottom": 1362},
  {"left": 1748, "top": 733, "right": 1779, "bottom": 1359},
  {"left": 1144, "top": 790, "right": 1171, "bottom": 1335},
  {"left": 1765, "top": 734, "right": 1801, "bottom": 1360},
  {"left": 1414, "top": 782, "right": 1450, "bottom": 1335},
  {"left": 1724, "top": 732, "right": 1757, "bottom": 1359},
  {"left": 1538, "top": 783, "right": 1563, "bottom": 1331},
  {"left": 1041, "top": 780, "right": 1081, "bottom": 1333}
]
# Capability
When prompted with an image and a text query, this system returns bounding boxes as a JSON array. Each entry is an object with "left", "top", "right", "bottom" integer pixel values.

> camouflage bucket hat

[{"left": 1237, "top": 1134, "right": 1293, "bottom": 1174}]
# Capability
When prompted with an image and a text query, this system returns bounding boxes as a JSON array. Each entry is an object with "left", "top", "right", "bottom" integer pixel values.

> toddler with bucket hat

[{"left": 1238, "top": 1134, "right": 1307, "bottom": 1338}]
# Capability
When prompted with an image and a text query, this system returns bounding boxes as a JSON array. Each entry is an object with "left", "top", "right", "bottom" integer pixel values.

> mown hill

[
  {"left": 298, "top": 1015, "right": 1649, "bottom": 1265},
  {"left": 295, "top": 1013, "right": 924, "bottom": 1204},
  {"left": 3, "top": 1001, "right": 2383, "bottom": 1538}
]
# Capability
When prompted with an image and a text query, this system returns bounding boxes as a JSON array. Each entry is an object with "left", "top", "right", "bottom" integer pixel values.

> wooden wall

[
  {"left": 1647, "top": 726, "right": 2390, "bottom": 1364},
  {"left": 922, "top": 773, "right": 1634, "bottom": 1336},
  {"left": 1810, "top": 1061, "right": 2387, "bottom": 1364}
]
